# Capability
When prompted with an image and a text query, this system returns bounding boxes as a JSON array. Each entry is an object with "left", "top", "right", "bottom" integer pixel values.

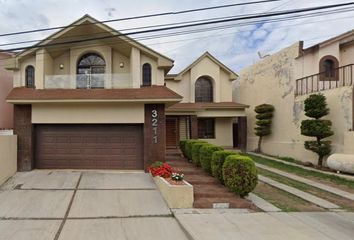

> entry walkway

[
  {"left": 0, "top": 170, "right": 189, "bottom": 240},
  {"left": 166, "top": 149, "right": 256, "bottom": 209}
]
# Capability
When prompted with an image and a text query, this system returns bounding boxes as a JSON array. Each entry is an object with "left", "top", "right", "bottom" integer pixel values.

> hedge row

[{"left": 179, "top": 140, "right": 258, "bottom": 197}]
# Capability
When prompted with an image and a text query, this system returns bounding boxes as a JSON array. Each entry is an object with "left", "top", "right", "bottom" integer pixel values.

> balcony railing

[
  {"left": 44, "top": 73, "right": 132, "bottom": 89},
  {"left": 295, "top": 64, "right": 354, "bottom": 96}
]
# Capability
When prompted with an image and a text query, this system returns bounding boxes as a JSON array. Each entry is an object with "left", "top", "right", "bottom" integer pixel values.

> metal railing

[
  {"left": 295, "top": 64, "right": 354, "bottom": 96},
  {"left": 44, "top": 73, "right": 132, "bottom": 89}
]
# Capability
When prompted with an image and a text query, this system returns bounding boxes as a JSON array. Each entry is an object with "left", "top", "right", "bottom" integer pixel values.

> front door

[
  {"left": 166, "top": 117, "right": 178, "bottom": 148},
  {"left": 233, "top": 123, "right": 239, "bottom": 148}
]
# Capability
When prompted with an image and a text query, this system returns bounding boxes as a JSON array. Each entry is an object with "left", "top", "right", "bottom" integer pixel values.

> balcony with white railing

[{"left": 44, "top": 73, "right": 132, "bottom": 89}]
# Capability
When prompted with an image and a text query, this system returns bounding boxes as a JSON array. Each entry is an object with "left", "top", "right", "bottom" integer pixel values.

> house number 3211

[{"left": 152, "top": 109, "right": 158, "bottom": 143}]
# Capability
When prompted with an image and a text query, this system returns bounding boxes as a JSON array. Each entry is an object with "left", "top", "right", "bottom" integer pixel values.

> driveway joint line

[
  {"left": 54, "top": 172, "right": 82, "bottom": 240},
  {"left": 0, "top": 214, "right": 174, "bottom": 221},
  {"left": 14, "top": 188, "right": 157, "bottom": 191}
]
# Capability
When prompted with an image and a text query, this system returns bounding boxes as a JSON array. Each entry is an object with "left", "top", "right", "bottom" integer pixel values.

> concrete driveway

[{"left": 0, "top": 170, "right": 189, "bottom": 240}]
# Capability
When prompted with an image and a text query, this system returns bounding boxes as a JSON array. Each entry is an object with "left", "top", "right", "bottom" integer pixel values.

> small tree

[
  {"left": 300, "top": 94, "right": 333, "bottom": 167},
  {"left": 254, "top": 104, "right": 274, "bottom": 153}
]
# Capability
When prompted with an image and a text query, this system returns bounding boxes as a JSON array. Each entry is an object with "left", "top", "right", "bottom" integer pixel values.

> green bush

[
  {"left": 211, "top": 150, "right": 238, "bottom": 184},
  {"left": 179, "top": 140, "right": 188, "bottom": 156},
  {"left": 222, "top": 155, "right": 258, "bottom": 197},
  {"left": 200, "top": 145, "right": 223, "bottom": 173},
  {"left": 184, "top": 140, "right": 200, "bottom": 159},
  {"left": 300, "top": 93, "right": 333, "bottom": 166},
  {"left": 254, "top": 103, "right": 274, "bottom": 153},
  {"left": 192, "top": 142, "right": 209, "bottom": 166}
]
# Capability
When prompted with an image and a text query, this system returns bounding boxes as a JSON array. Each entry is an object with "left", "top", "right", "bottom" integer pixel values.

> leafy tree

[
  {"left": 254, "top": 104, "right": 274, "bottom": 153},
  {"left": 300, "top": 94, "right": 333, "bottom": 166}
]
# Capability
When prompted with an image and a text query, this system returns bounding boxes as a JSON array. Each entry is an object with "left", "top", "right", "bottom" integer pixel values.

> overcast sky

[{"left": 0, "top": 0, "right": 353, "bottom": 73}]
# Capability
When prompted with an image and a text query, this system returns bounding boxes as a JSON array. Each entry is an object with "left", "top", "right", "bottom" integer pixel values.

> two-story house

[
  {"left": 4, "top": 15, "right": 248, "bottom": 172},
  {"left": 165, "top": 52, "right": 248, "bottom": 150},
  {"left": 236, "top": 29, "right": 354, "bottom": 164}
]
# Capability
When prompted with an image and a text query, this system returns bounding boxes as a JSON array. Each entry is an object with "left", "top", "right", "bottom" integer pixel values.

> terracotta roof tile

[{"left": 7, "top": 86, "right": 183, "bottom": 102}]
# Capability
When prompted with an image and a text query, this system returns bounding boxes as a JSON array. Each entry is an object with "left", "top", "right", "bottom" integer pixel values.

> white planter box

[{"left": 153, "top": 176, "right": 194, "bottom": 209}]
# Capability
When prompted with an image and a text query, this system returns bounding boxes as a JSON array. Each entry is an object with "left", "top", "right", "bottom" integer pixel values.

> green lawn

[{"left": 246, "top": 153, "right": 354, "bottom": 190}]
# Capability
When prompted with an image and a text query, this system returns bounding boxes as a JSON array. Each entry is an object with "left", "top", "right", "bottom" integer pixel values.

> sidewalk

[{"left": 174, "top": 211, "right": 354, "bottom": 240}]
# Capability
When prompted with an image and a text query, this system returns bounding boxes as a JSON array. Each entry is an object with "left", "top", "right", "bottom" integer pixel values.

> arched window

[
  {"left": 142, "top": 63, "right": 152, "bottom": 86},
  {"left": 77, "top": 53, "right": 105, "bottom": 88},
  {"left": 195, "top": 76, "right": 213, "bottom": 102},
  {"left": 319, "top": 55, "right": 339, "bottom": 81},
  {"left": 25, "top": 65, "right": 35, "bottom": 88}
]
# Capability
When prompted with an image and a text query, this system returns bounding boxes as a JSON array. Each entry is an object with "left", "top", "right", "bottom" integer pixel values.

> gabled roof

[
  {"left": 166, "top": 52, "right": 238, "bottom": 81},
  {"left": 16, "top": 15, "right": 174, "bottom": 69},
  {"left": 300, "top": 28, "right": 354, "bottom": 56}
]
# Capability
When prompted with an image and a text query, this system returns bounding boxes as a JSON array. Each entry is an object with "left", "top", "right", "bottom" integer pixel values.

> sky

[{"left": 0, "top": 0, "right": 353, "bottom": 73}]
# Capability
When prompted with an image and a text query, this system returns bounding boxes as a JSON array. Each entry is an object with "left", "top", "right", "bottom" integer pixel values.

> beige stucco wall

[
  {"left": 32, "top": 103, "right": 145, "bottom": 123},
  {"left": 341, "top": 44, "right": 354, "bottom": 66},
  {"left": 0, "top": 52, "right": 14, "bottom": 129},
  {"left": 199, "top": 117, "right": 233, "bottom": 147},
  {"left": 16, "top": 56, "right": 36, "bottom": 87},
  {"left": 196, "top": 109, "right": 245, "bottom": 117},
  {"left": 236, "top": 42, "right": 354, "bottom": 164},
  {"left": 53, "top": 51, "right": 70, "bottom": 75},
  {"left": 14, "top": 43, "right": 164, "bottom": 89},
  {"left": 112, "top": 50, "right": 130, "bottom": 74},
  {"left": 0, "top": 135, "right": 17, "bottom": 185},
  {"left": 165, "top": 72, "right": 191, "bottom": 103},
  {"left": 165, "top": 56, "right": 233, "bottom": 103},
  {"left": 295, "top": 41, "right": 354, "bottom": 79}
]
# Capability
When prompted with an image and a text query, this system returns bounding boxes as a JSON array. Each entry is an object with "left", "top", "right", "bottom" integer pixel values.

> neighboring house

[
  {"left": 4, "top": 15, "right": 247, "bottom": 172},
  {"left": 235, "top": 30, "right": 354, "bottom": 164},
  {"left": 165, "top": 52, "right": 248, "bottom": 150},
  {"left": 0, "top": 51, "right": 13, "bottom": 130}
]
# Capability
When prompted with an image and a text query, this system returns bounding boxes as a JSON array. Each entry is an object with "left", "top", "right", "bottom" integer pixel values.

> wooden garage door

[{"left": 35, "top": 124, "right": 144, "bottom": 169}]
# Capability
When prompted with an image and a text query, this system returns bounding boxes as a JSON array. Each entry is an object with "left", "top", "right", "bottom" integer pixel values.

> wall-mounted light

[
  {"left": 119, "top": 62, "right": 124, "bottom": 68},
  {"left": 59, "top": 63, "right": 64, "bottom": 70}
]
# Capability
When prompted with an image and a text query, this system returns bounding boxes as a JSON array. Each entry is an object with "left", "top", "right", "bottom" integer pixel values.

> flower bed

[
  {"left": 149, "top": 161, "right": 193, "bottom": 208},
  {"left": 153, "top": 176, "right": 194, "bottom": 209}
]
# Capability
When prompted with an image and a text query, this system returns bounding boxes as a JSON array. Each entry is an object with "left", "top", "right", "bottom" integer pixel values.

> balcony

[
  {"left": 295, "top": 64, "right": 354, "bottom": 96},
  {"left": 44, "top": 73, "right": 132, "bottom": 89}
]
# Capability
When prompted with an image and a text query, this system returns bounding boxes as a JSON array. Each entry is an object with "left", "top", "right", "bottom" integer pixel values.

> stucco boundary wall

[{"left": 0, "top": 135, "right": 17, "bottom": 185}]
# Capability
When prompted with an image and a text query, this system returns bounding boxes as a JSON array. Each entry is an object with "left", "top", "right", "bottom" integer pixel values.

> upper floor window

[
  {"left": 319, "top": 55, "right": 338, "bottom": 81},
  {"left": 142, "top": 63, "right": 152, "bottom": 86},
  {"left": 77, "top": 53, "right": 105, "bottom": 89},
  {"left": 25, "top": 65, "right": 35, "bottom": 88},
  {"left": 195, "top": 76, "right": 213, "bottom": 102}
]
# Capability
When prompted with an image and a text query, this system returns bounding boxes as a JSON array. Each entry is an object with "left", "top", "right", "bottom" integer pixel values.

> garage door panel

[{"left": 35, "top": 124, "right": 144, "bottom": 169}]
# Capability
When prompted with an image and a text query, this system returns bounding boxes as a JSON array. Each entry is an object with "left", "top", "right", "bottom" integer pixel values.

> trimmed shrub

[
  {"left": 300, "top": 94, "right": 333, "bottom": 166},
  {"left": 192, "top": 142, "right": 209, "bottom": 166},
  {"left": 222, "top": 155, "right": 258, "bottom": 197},
  {"left": 200, "top": 145, "right": 223, "bottom": 173},
  {"left": 184, "top": 140, "right": 200, "bottom": 159},
  {"left": 211, "top": 150, "right": 238, "bottom": 184},
  {"left": 254, "top": 103, "right": 274, "bottom": 153},
  {"left": 179, "top": 140, "right": 188, "bottom": 156}
]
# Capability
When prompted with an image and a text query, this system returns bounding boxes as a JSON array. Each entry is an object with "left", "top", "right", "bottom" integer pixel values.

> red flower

[{"left": 148, "top": 162, "right": 173, "bottom": 178}]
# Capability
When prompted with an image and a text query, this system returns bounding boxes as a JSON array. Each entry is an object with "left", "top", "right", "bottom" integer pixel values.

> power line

[
  {"left": 0, "top": 10, "right": 352, "bottom": 66},
  {"left": 1, "top": 2, "right": 353, "bottom": 53},
  {"left": 0, "top": 0, "right": 282, "bottom": 37},
  {"left": 0, "top": 4, "right": 353, "bottom": 61}
]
